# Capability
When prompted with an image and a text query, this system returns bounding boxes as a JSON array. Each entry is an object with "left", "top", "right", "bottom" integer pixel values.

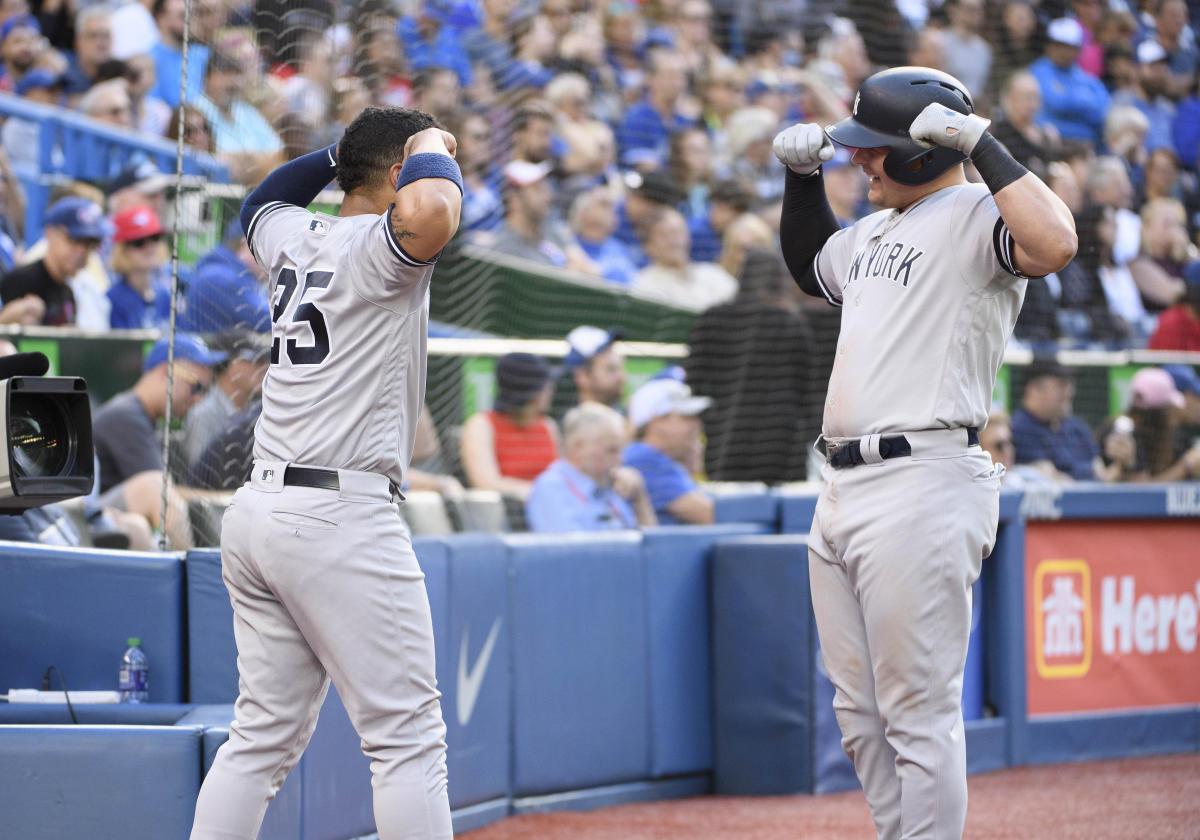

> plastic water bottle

[{"left": 118, "top": 637, "right": 149, "bottom": 703}]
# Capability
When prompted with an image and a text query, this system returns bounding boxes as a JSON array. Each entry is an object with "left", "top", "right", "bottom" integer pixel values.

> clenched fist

[
  {"left": 908, "top": 103, "right": 991, "bottom": 155},
  {"left": 772, "top": 123, "right": 835, "bottom": 175}
]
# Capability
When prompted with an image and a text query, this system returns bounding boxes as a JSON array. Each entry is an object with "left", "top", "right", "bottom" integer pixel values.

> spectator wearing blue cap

[
  {"left": 0, "top": 14, "right": 42, "bottom": 93},
  {"left": 563, "top": 325, "right": 626, "bottom": 410},
  {"left": 179, "top": 219, "right": 270, "bottom": 333},
  {"left": 90, "top": 333, "right": 227, "bottom": 548},
  {"left": 0, "top": 197, "right": 110, "bottom": 325}
]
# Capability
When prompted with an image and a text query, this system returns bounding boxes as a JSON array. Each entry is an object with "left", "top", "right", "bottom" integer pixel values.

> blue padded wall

[
  {"left": 0, "top": 545, "right": 186, "bottom": 702},
  {"left": 778, "top": 492, "right": 818, "bottom": 535},
  {"left": 641, "top": 524, "right": 767, "bottom": 777},
  {"left": 713, "top": 491, "right": 780, "bottom": 528},
  {"left": 185, "top": 548, "right": 237, "bottom": 703},
  {"left": 442, "top": 533, "right": 511, "bottom": 809},
  {"left": 300, "top": 686, "right": 375, "bottom": 839},
  {"left": 507, "top": 532, "right": 649, "bottom": 795},
  {"left": 175, "top": 704, "right": 306, "bottom": 840},
  {"left": 0, "top": 725, "right": 202, "bottom": 840},
  {"left": 710, "top": 535, "right": 814, "bottom": 795}
]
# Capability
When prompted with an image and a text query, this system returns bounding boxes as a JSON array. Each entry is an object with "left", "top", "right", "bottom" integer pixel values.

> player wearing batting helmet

[
  {"left": 189, "top": 108, "right": 463, "bottom": 839},
  {"left": 773, "top": 67, "right": 1077, "bottom": 838}
]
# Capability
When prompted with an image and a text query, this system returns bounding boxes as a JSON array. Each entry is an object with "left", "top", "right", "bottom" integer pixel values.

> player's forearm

[
  {"left": 240, "top": 144, "right": 338, "bottom": 235},
  {"left": 779, "top": 168, "right": 839, "bottom": 297}
]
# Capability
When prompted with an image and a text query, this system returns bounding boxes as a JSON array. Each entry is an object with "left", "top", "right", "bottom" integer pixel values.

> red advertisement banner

[{"left": 1025, "top": 520, "right": 1200, "bottom": 717}]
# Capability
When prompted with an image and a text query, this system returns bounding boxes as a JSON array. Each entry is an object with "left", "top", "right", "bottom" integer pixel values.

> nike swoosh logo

[{"left": 456, "top": 618, "right": 502, "bottom": 727}]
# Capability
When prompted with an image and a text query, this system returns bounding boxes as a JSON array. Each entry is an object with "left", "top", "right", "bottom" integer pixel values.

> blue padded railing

[{"left": 0, "top": 93, "right": 229, "bottom": 245}]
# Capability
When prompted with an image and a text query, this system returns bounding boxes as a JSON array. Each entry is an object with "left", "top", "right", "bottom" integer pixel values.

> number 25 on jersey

[{"left": 271, "top": 267, "right": 332, "bottom": 365}]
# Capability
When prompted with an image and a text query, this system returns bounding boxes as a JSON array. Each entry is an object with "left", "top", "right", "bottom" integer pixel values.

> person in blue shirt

[
  {"left": 178, "top": 220, "right": 270, "bottom": 333},
  {"left": 397, "top": 5, "right": 473, "bottom": 87},
  {"left": 1011, "top": 357, "right": 1122, "bottom": 482},
  {"left": 688, "top": 177, "right": 755, "bottom": 263},
  {"left": 107, "top": 205, "right": 172, "bottom": 329},
  {"left": 621, "top": 378, "right": 714, "bottom": 525},
  {"left": 526, "top": 401, "right": 655, "bottom": 532},
  {"left": 614, "top": 168, "right": 685, "bottom": 268},
  {"left": 569, "top": 184, "right": 638, "bottom": 287},
  {"left": 1028, "top": 18, "right": 1110, "bottom": 149},
  {"left": 617, "top": 47, "right": 698, "bottom": 170},
  {"left": 149, "top": 0, "right": 209, "bottom": 106}
]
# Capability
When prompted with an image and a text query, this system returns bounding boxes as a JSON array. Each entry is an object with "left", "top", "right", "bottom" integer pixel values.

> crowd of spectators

[{"left": 0, "top": 0, "right": 1193, "bottom": 344}]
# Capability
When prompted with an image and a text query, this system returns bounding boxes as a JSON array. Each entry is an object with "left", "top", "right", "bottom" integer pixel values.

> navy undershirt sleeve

[
  {"left": 779, "top": 168, "right": 842, "bottom": 298},
  {"left": 241, "top": 144, "right": 339, "bottom": 236}
]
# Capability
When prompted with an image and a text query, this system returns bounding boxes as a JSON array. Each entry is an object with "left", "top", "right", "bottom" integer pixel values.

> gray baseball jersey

[
  {"left": 246, "top": 200, "right": 434, "bottom": 487},
  {"left": 812, "top": 183, "right": 1027, "bottom": 438}
]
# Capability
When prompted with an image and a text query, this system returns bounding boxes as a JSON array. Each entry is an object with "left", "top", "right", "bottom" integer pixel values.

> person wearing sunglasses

[
  {"left": 89, "top": 334, "right": 227, "bottom": 550},
  {"left": 107, "top": 204, "right": 172, "bottom": 329}
]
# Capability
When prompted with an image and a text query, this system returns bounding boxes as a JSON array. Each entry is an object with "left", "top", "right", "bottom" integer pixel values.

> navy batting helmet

[{"left": 825, "top": 66, "right": 974, "bottom": 186}]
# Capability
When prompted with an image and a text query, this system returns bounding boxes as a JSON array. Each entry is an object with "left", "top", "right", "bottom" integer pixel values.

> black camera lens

[{"left": 9, "top": 393, "right": 74, "bottom": 478}]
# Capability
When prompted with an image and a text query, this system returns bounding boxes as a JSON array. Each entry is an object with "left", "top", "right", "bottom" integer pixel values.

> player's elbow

[{"left": 1043, "top": 225, "right": 1079, "bottom": 274}]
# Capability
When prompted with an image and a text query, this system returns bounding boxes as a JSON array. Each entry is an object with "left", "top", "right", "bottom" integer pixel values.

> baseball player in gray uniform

[
  {"left": 189, "top": 107, "right": 462, "bottom": 840},
  {"left": 772, "top": 67, "right": 1077, "bottom": 838}
]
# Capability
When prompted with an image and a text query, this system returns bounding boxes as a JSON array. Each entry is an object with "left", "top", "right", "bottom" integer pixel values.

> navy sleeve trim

[
  {"left": 383, "top": 208, "right": 436, "bottom": 267},
  {"left": 245, "top": 201, "right": 290, "bottom": 259},
  {"left": 992, "top": 218, "right": 1043, "bottom": 279},
  {"left": 811, "top": 253, "right": 843, "bottom": 307}
]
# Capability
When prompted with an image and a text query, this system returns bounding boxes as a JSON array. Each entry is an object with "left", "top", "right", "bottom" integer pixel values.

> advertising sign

[{"left": 1026, "top": 520, "right": 1200, "bottom": 716}]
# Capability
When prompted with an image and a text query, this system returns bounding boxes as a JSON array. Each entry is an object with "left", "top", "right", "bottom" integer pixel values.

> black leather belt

[
  {"left": 283, "top": 465, "right": 341, "bottom": 491},
  {"left": 826, "top": 428, "right": 979, "bottom": 470},
  {"left": 283, "top": 465, "right": 402, "bottom": 500}
]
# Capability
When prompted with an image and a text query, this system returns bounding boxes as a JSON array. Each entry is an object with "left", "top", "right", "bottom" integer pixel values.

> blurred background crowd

[
  {"left": 0, "top": 0, "right": 1196, "bottom": 343},
  {"left": 0, "top": 0, "right": 1196, "bottom": 545}
]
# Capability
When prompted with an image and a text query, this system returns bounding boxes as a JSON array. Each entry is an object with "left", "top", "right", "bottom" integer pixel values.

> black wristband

[{"left": 970, "top": 134, "right": 1027, "bottom": 194}]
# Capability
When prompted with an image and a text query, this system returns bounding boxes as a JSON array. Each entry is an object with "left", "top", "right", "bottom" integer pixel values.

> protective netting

[{"left": 3, "top": 0, "right": 1198, "bottom": 545}]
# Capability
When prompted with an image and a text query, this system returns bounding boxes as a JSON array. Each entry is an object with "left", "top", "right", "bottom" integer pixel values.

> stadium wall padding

[
  {"left": 0, "top": 545, "right": 187, "bottom": 703},
  {"left": 0, "top": 486, "right": 1196, "bottom": 837}
]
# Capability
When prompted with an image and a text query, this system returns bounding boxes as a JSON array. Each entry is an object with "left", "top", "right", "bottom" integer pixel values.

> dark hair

[
  {"left": 412, "top": 65, "right": 457, "bottom": 95},
  {"left": 708, "top": 177, "right": 756, "bottom": 213},
  {"left": 94, "top": 58, "right": 130, "bottom": 84},
  {"left": 511, "top": 102, "right": 554, "bottom": 133},
  {"left": 336, "top": 106, "right": 439, "bottom": 193}
]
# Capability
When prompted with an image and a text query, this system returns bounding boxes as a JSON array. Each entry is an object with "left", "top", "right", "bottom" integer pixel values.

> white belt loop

[
  {"left": 335, "top": 468, "right": 395, "bottom": 501},
  {"left": 859, "top": 433, "right": 885, "bottom": 465}
]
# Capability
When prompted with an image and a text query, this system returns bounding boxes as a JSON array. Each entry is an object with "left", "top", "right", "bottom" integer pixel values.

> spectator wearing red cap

[{"left": 107, "top": 205, "right": 172, "bottom": 329}]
